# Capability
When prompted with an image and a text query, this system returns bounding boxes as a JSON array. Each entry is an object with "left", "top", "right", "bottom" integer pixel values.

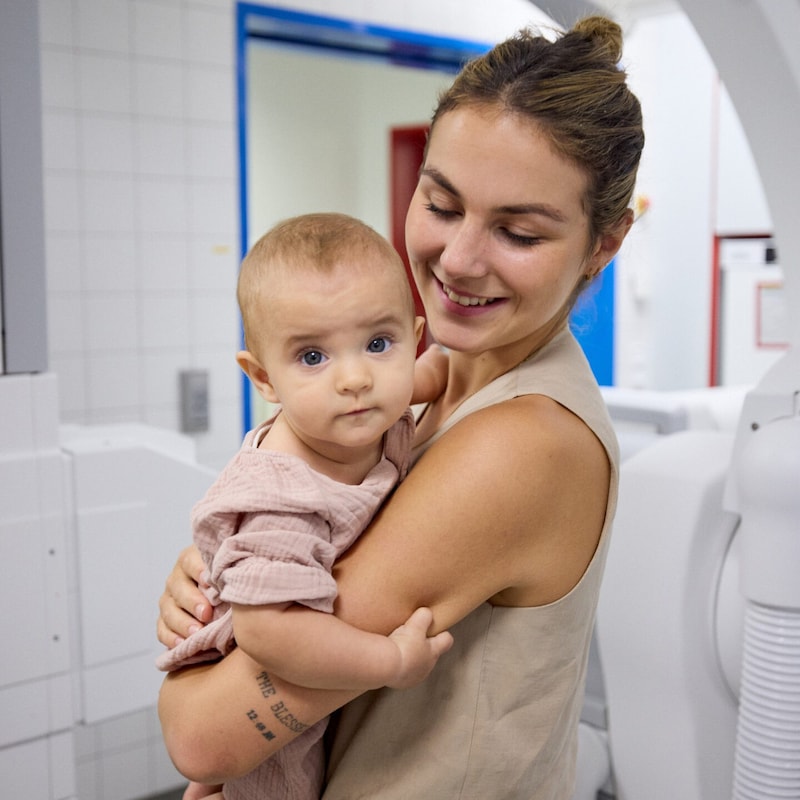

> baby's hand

[
  {"left": 411, "top": 344, "right": 449, "bottom": 404},
  {"left": 182, "top": 781, "right": 223, "bottom": 800},
  {"left": 386, "top": 607, "right": 454, "bottom": 689}
]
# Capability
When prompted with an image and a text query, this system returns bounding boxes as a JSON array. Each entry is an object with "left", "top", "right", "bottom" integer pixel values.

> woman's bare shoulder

[
  {"left": 333, "top": 392, "right": 610, "bottom": 629},
  {"left": 417, "top": 392, "right": 607, "bottom": 493},
  {"left": 451, "top": 394, "right": 610, "bottom": 605}
]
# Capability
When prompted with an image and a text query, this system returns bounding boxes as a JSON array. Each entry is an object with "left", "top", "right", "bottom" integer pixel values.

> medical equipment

[{"left": 565, "top": 1, "right": 800, "bottom": 797}]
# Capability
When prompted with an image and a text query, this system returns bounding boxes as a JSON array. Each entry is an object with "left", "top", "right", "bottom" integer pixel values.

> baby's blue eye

[
  {"left": 367, "top": 337, "right": 391, "bottom": 353},
  {"left": 300, "top": 350, "right": 325, "bottom": 366}
]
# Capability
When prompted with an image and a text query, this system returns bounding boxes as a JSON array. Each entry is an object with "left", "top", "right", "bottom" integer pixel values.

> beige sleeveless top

[{"left": 323, "top": 329, "right": 619, "bottom": 800}]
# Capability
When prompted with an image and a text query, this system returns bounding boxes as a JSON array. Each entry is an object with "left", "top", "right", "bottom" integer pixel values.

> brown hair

[
  {"left": 238, "top": 212, "right": 414, "bottom": 349},
  {"left": 431, "top": 16, "right": 644, "bottom": 245}
]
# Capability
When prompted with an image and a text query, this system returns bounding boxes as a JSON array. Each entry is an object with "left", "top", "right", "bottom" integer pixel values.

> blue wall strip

[{"left": 570, "top": 260, "right": 616, "bottom": 386}]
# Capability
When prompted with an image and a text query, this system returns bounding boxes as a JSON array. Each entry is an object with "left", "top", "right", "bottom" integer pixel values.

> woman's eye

[
  {"left": 502, "top": 228, "right": 541, "bottom": 246},
  {"left": 300, "top": 350, "right": 326, "bottom": 366},
  {"left": 367, "top": 337, "right": 392, "bottom": 354},
  {"left": 424, "top": 201, "right": 458, "bottom": 218}
]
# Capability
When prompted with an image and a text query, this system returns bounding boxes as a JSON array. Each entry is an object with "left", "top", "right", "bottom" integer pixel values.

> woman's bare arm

[
  {"left": 159, "top": 647, "right": 356, "bottom": 783},
  {"left": 158, "top": 394, "right": 609, "bottom": 782}
]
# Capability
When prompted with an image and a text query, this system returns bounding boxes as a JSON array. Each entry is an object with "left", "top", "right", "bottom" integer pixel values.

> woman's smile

[
  {"left": 438, "top": 278, "right": 503, "bottom": 312},
  {"left": 440, "top": 279, "right": 499, "bottom": 308}
]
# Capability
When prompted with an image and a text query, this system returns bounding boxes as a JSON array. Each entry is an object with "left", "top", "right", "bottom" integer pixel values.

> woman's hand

[{"left": 157, "top": 545, "right": 213, "bottom": 648}]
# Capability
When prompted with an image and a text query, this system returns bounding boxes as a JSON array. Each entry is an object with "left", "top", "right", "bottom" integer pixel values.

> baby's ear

[
  {"left": 237, "top": 350, "right": 279, "bottom": 404},
  {"left": 411, "top": 343, "right": 449, "bottom": 405},
  {"left": 414, "top": 315, "right": 426, "bottom": 345}
]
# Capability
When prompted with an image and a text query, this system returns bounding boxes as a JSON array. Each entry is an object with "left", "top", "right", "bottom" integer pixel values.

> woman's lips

[
  {"left": 436, "top": 279, "right": 502, "bottom": 315},
  {"left": 442, "top": 282, "right": 497, "bottom": 307}
]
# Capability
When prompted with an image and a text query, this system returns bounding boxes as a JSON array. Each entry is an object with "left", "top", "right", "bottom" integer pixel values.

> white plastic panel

[
  {"left": 81, "top": 653, "right": 165, "bottom": 725},
  {"left": 77, "top": 503, "right": 149, "bottom": 666},
  {"left": 597, "top": 431, "right": 740, "bottom": 799},
  {"left": 62, "top": 423, "right": 215, "bottom": 723},
  {"left": 0, "top": 517, "right": 52, "bottom": 685},
  {"left": 0, "top": 738, "right": 51, "bottom": 799},
  {"left": 0, "top": 673, "right": 73, "bottom": 749}
]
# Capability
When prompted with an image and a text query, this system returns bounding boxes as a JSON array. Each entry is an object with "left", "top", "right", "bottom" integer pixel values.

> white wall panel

[
  {"left": 0, "top": 738, "right": 52, "bottom": 799},
  {"left": 62, "top": 423, "right": 215, "bottom": 722}
]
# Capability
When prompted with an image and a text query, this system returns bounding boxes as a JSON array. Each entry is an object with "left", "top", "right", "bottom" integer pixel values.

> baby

[{"left": 157, "top": 212, "right": 452, "bottom": 800}]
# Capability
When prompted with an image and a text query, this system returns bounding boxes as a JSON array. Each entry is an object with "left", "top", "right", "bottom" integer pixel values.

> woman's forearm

[{"left": 158, "top": 648, "right": 356, "bottom": 783}]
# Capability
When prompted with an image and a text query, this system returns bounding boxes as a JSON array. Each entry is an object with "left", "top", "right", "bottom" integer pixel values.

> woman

[{"left": 157, "top": 15, "right": 644, "bottom": 799}]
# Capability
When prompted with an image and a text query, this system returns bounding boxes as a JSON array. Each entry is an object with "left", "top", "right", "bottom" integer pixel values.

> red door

[{"left": 390, "top": 125, "right": 429, "bottom": 353}]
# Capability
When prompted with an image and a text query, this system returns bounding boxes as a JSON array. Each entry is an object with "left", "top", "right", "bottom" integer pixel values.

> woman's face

[{"left": 406, "top": 105, "right": 612, "bottom": 363}]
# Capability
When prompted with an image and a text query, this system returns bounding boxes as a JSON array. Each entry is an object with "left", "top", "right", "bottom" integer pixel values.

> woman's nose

[{"left": 439, "top": 218, "right": 489, "bottom": 279}]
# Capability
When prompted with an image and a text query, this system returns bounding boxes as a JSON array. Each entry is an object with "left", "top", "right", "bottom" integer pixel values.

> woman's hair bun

[{"left": 572, "top": 15, "right": 624, "bottom": 65}]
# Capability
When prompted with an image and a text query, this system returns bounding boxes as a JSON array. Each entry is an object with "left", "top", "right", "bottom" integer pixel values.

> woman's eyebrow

[
  {"left": 421, "top": 167, "right": 567, "bottom": 223},
  {"left": 420, "top": 167, "right": 460, "bottom": 198},
  {"left": 497, "top": 202, "right": 567, "bottom": 223}
]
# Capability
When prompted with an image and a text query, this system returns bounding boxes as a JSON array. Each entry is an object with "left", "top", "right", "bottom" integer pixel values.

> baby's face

[{"left": 254, "top": 257, "right": 422, "bottom": 457}]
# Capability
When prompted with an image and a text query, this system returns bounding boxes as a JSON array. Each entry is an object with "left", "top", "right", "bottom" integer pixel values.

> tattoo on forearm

[
  {"left": 270, "top": 700, "right": 309, "bottom": 734},
  {"left": 246, "top": 708, "right": 276, "bottom": 742},
  {"left": 257, "top": 671, "right": 276, "bottom": 698},
  {"left": 253, "top": 672, "right": 310, "bottom": 736}
]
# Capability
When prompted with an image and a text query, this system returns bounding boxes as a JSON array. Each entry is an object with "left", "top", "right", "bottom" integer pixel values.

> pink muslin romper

[{"left": 158, "top": 409, "right": 413, "bottom": 800}]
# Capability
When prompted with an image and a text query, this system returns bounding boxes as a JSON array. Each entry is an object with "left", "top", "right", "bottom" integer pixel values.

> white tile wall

[
  {"left": 84, "top": 294, "right": 139, "bottom": 351},
  {"left": 79, "top": 54, "right": 134, "bottom": 114},
  {"left": 138, "top": 235, "right": 190, "bottom": 291},
  {"left": 1, "top": 519, "right": 60, "bottom": 683},
  {"left": 83, "top": 233, "right": 138, "bottom": 292},
  {"left": 39, "top": 0, "right": 74, "bottom": 48},
  {"left": 44, "top": 173, "right": 82, "bottom": 231},
  {"left": 42, "top": 111, "right": 80, "bottom": 170},
  {"left": 40, "top": 50, "right": 78, "bottom": 108},
  {"left": 76, "top": 0, "right": 131, "bottom": 53},
  {"left": 40, "top": 0, "right": 241, "bottom": 468},
  {"left": 132, "top": 3, "right": 183, "bottom": 59},
  {"left": 186, "top": 65, "right": 234, "bottom": 122},
  {"left": 0, "top": 374, "right": 77, "bottom": 799},
  {"left": 44, "top": 233, "right": 82, "bottom": 294},
  {"left": 134, "top": 61, "right": 185, "bottom": 118},
  {"left": 74, "top": 706, "right": 184, "bottom": 800},
  {"left": 81, "top": 116, "right": 135, "bottom": 173},
  {"left": 0, "top": 735, "right": 76, "bottom": 800},
  {"left": 135, "top": 120, "right": 187, "bottom": 177},
  {"left": 83, "top": 175, "right": 137, "bottom": 232}
]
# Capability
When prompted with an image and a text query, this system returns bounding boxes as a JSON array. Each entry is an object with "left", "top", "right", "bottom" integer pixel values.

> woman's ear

[
  {"left": 236, "top": 350, "right": 280, "bottom": 404},
  {"left": 586, "top": 208, "right": 634, "bottom": 279}
]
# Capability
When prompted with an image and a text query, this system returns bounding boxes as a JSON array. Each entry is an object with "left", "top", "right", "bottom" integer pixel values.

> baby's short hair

[{"left": 238, "top": 212, "right": 415, "bottom": 349}]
